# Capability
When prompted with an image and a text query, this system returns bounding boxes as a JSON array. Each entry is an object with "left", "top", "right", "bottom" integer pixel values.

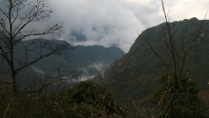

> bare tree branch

[{"left": 0, "top": 0, "right": 68, "bottom": 93}]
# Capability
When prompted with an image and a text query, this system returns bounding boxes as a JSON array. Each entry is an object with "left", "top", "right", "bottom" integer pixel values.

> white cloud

[
  {"left": 88, "top": 62, "right": 109, "bottom": 73},
  {"left": 31, "top": 66, "right": 46, "bottom": 75},
  {"left": 79, "top": 75, "right": 95, "bottom": 81},
  {"left": 163, "top": 0, "right": 209, "bottom": 21},
  {"left": 48, "top": 0, "right": 209, "bottom": 52}
]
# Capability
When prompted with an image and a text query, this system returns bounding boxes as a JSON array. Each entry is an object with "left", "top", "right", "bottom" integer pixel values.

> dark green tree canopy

[{"left": 151, "top": 73, "right": 206, "bottom": 117}]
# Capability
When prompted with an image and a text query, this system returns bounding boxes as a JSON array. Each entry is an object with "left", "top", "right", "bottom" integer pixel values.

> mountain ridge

[{"left": 1, "top": 38, "right": 125, "bottom": 86}]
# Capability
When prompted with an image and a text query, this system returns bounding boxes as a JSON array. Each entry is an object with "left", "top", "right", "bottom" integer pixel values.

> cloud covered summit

[{"left": 49, "top": 0, "right": 208, "bottom": 52}]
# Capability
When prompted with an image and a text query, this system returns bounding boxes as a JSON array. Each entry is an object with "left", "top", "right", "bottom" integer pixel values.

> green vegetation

[
  {"left": 0, "top": 82, "right": 125, "bottom": 117},
  {"left": 93, "top": 17, "right": 209, "bottom": 117},
  {"left": 150, "top": 73, "right": 207, "bottom": 117}
]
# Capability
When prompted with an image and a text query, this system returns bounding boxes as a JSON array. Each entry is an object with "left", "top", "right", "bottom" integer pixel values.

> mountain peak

[{"left": 190, "top": 17, "right": 199, "bottom": 20}]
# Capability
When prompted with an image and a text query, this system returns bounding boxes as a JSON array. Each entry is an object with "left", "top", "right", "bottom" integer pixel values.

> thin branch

[
  {"left": 15, "top": 44, "right": 69, "bottom": 74},
  {"left": 14, "top": 22, "right": 63, "bottom": 45},
  {"left": 145, "top": 38, "right": 172, "bottom": 74},
  {"left": 114, "top": 58, "right": 140, "bottom": 83}
]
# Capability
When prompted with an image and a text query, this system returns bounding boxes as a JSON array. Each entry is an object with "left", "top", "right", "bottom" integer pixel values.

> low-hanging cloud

[
  {"left": 77, "top": 61, "right": 109, "bottom": 75},
  {"left": 48, "top": 0, "right": 208, "bottom": 52},
  {"left": 31, "top": 66, "right": 46, "bottom": 75},
  {"left": 50, "top": 0, "right": 149, "bottom": 52}
]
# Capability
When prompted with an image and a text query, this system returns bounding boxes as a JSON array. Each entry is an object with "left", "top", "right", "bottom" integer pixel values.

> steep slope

[{"left": 95, "top": 18, "right": 209, "bottom": 102}]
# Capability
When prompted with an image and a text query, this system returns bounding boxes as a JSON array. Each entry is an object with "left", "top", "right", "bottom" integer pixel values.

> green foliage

[
  {"left": 0, "top": 82, "right": 125, "bottom": 117},
  {"left": 150, "top": 73, "right": 207, "bottom": 117},
  {"left": 67, "top": 82, "right": 121, "bottom": 116},
  {"left": 68, "top": 82, "right": 112, "bottom": 103}
]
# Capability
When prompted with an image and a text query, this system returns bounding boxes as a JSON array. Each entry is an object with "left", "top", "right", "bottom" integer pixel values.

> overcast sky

[{"left": 49, "top": 0, "right": 209, "bottom": 53}]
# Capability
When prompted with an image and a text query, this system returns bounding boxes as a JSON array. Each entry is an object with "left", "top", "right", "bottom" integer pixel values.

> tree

[
  {"left": 67, "top": 82, "right": 115, "bottom": 108},
  {"left": 0, "top": 0, "right": 69, "bottom": 93},
  {"left": 151, "top": 73, "right": 206, "bottom": 117},
  {"left": 143, "top": 0, "right": 207, "bottom": 117},
  {"left": 66, "top": 81, "right": 121, "bottom": 117}
]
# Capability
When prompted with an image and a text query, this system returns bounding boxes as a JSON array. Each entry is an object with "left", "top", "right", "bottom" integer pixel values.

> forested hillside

[
  {"left": 1, "top": 38, "right": 125, "bottom": 86},
  {"left": 95, "top": 17, "right": 209, "bottom": 104}
]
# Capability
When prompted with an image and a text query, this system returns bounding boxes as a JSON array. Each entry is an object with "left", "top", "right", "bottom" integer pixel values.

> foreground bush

[{"left": 0, "top": 82, "right": 125, "bottom": 117}]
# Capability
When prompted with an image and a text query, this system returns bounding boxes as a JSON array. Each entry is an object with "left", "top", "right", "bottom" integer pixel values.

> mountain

[
  {"left": 67, "top": 45, "right": 125, "bottom": 78},
  {"left": 1, "top": 38, "right": 125, "bottom": 86},
  {"left": 94, "top": 17, "right": 209, "bottom": 102}
]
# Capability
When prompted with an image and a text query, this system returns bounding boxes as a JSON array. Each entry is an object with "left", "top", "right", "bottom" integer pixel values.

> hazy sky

[{"left": 49, "top": 0, "right": 209, "bottom": 52}]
